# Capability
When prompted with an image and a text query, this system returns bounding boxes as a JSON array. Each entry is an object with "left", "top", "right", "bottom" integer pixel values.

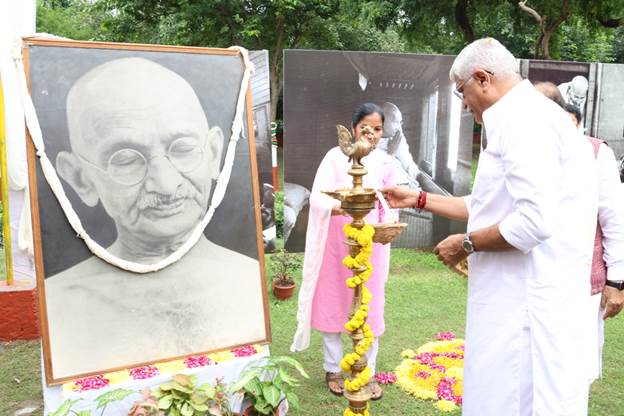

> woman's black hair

[
  {"left": 351, "top": 102, "right": 385, "bottom": 129},
  {"left": 564, "top": 103, "right": 582, "bottom": 125}
]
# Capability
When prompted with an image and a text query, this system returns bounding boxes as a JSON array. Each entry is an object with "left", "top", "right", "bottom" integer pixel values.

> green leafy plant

[
  {"left": 270, "top": 249, "right": 300, "bottom": 287},
  {"left": 49, "top": 398, "right": 83, "bottom": 416},
  {"left": 49, "top": 388, "right": 136, "bottom": 416},
  {"left": 153, "top": 374, "right": 232, "bottom": 416},
  {"left": 96, "top": 388, "right": 136, "bottom": 414},
  {"left": 230, "top": 356, "right": 309, "bottom": 416}
]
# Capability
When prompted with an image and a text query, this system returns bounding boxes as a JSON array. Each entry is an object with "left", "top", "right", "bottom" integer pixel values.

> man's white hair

[{"left": 449, "top": 37, "right": 520, "bottom": 82}]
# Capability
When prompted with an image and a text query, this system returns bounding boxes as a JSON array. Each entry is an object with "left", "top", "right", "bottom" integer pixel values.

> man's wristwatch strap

[
  {"left": 605, "top": 280, "right": 624, "bottom": 291},
  {"left": 462, "top": 233, "right": 475, "bottom": 254}
]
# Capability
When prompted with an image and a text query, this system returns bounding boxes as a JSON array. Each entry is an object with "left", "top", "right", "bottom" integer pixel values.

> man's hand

[
  {"left": 380, "top": 185, "right": 419, "bottom": 209},
  {"left": 601, "top": 286, "right": 624, "bottom": 319},
  {"left": 433, "top": 234, "right": 468, "bottom": 267}
]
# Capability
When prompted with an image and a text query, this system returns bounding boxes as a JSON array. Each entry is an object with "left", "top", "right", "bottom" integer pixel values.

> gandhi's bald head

[
  {"left": 66, "top": 57, "right": 210, "bottom": 153},
  {"left": 382, "top": 102, "right": 403, "bottom": 138}
]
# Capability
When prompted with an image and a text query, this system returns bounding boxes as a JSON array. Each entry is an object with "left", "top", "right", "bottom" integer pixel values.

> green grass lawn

[
  {"left": 266, "top": 249, "right": 624, "bottom": 415},
  {"left": 2, "top": 249, "right": 623, "bottom": 415},
  {"left": 266, "top": 249, "right": 468, "bottom": 415},
  {"left": 0, "top": 340, "right": 43, "bottom": 415}
]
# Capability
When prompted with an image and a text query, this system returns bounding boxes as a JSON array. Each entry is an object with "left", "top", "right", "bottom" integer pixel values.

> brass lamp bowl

[
  {"left": 372, "top": 222, "right": 407, "bottom": 245},
  {"left": 323, "top": 188, "right": 376, "bottom": 226}
]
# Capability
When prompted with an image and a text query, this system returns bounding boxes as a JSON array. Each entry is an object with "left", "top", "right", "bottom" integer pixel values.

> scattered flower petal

[
  {"left": 374, "top": 372, "right": 397, "bottom": 385},
  {"left": 129, "top": 365, "right": 159, "bottom": 380}
]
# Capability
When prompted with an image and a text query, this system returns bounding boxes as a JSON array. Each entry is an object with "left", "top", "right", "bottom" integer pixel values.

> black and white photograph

[
  {"left": 25, "top": 40, "right": 270, "bottom": 383},
  {"left": 592, "top": 63, "right": 624, "bottom": 159},
  {"left": 522, "top": 59, "right": 624, "bottom": 160},
  {"left": 283, "top": 50, "right": 474, "bottom": 251}
]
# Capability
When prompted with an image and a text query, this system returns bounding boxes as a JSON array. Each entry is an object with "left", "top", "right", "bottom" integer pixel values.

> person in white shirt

[
  {"left": 535, "top": 81, "right": 624, "bottom": 385},
  {"left": 383, "top": 38, "right": 599, "bottom": 415}
]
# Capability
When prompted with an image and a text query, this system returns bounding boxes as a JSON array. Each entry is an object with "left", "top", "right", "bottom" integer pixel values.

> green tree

[
  {"left": 377, "top": 0, "right": 623, "bottom": 60},
  {"left": 92, "top": 0, "right": 407, "bottom": 121},
  {"left": 612, "top": 27, "right": 624, "bottom": 62},
  {"left": 558, "top": 17, "right": 617, "bottom": 62},
  {"left": 93, "top": 0, "right": 335, "bottom": 121},
  {"left": 37, "top": 0, "right": 108, "bottom": 41}
]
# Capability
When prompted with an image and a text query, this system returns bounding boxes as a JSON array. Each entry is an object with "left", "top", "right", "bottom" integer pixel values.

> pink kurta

[
  {"left": 292, "top": 147, "right": 396, "bottom": 345},
  {"left": 311, "top": 213, "right": 390, "bottom": 335}
]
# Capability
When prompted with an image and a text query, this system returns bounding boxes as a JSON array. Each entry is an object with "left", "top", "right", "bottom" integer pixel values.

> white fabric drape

[{"left": 0, "top": 3, "right": 36, "bottom": 271}]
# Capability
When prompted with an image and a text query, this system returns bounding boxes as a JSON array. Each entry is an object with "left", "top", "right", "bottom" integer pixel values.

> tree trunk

[
  {"left": 518, "top": 0, "right": 569, "bottom": 60},
  {"left": 542, "top": 29, "right": 553, "bottom": 59},
  {"left": 455, "top": 0, "right": 475, "bottom": 43},
  {"left": 534, "top": 32, "right": 544, "bottom": 58},
  {"left": 269, "top": 63, "right": 281, "bottom": 123}
]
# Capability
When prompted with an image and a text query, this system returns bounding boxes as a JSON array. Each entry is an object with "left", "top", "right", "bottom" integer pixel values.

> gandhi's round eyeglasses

[{"left": 76, "top": 137, "right": 205, "bottom": 186}]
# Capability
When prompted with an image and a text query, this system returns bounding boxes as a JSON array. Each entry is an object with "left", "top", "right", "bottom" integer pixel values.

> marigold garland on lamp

[
  {"left": 322, "top": 124, "right": 389, "bottom": 414},
  {"left": 339, "top": 223, "right": 375, "bottom": 411}
]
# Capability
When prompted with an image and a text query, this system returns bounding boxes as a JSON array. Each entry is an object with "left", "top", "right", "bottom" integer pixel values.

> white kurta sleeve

[
  {"left": 497, "top": 124, "right": 560, "bottom": 253},
  {"left": 596, "top": 145, "right": 624, "bottom": 281},
  {"left": 463, "top": 195, "right": 472, "bottom": 217}
]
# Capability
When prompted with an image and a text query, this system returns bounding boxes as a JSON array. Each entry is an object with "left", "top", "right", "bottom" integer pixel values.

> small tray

[{"left": 372, "top": 222, "right": 407, "bottom": 245}]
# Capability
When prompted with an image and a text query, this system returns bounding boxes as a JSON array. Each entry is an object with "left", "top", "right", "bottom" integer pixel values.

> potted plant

[
  {"left": 230, "top": 356, "right": 309, "bottom": 416},
  {"left": 151, "top": 374, "right": 233, "bottom": 416},
  {"left": 270, "top": 249, "right": 301, "bottom": 300}
]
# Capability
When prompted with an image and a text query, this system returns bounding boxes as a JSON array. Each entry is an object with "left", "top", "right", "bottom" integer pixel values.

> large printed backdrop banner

[
  {"left": 25, "top": 39, "right": 270, "bottom": 384},
  {"left": 283, "top": 50, "right": 474, "bottom": 252},
  {"left": 520, "top": 59, "right": 624, "bottom": 159}
]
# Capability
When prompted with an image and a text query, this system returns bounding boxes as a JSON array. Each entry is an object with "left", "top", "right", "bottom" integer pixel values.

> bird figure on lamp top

[{"left": 337, "top": 124, "right": 375, "bottom": 167}]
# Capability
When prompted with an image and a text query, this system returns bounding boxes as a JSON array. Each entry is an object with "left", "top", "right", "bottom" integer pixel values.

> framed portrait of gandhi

[{"left": 23, "top": 39, "right": 271, "bottom": 384}]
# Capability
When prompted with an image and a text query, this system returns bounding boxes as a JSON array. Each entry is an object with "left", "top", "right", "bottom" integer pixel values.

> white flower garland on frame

[{"left": 14, "top": 43, "right": 254, "bottom": 273}]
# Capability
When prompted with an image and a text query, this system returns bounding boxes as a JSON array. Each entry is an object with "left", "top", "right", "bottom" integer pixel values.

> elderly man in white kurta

[{"left": 382, "top": 38, "right": 598, "bottom": 415}]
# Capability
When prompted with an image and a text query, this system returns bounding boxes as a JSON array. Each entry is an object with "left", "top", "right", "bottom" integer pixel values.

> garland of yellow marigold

[{"left": 339, "top": 223, "right": 376, "bottom": 405}]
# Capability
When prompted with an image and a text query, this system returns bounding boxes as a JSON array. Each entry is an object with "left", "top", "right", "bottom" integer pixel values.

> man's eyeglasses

[
  {"left": 76, "top": 136, "right": 205, "bottom": 186},
  {"left": 453, "top": 70, "right": 494, "bottom": 100}
]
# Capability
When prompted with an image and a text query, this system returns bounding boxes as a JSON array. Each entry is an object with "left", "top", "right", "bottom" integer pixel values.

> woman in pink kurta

[{"left": 291, "top": 103, "right": 396, "bottom": 400}]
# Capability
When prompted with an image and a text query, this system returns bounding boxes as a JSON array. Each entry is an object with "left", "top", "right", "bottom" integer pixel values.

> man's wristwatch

[
  {"left": 605, "top": 280, "right": 624, "bottom": 291},
  {"left": 462, "top": 233, "right": 475, "bottom": 254}
]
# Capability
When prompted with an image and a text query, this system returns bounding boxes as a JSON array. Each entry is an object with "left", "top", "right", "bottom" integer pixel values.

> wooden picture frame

[{"left": 23, "top": 38, "right": 271, "bottom": 385}]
